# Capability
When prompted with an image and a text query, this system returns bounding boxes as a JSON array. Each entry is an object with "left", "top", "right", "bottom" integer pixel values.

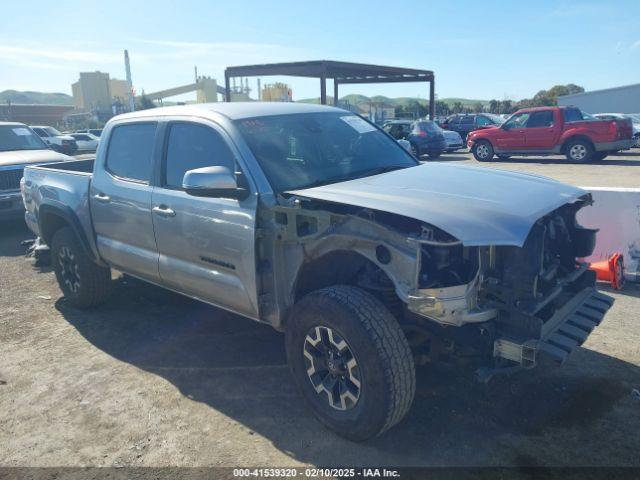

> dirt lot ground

[{"left": 1, "top": 152, "right": 639, "bottom": 469}]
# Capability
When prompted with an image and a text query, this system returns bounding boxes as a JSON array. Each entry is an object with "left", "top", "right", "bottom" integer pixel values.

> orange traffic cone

[{"left": 589, "top": 253, "right": 625, "bottom": 290}]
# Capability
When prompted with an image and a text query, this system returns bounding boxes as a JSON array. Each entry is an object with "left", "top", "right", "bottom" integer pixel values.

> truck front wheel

[
  {"left": 51, "top": 227, "right": 111, "bottom": 308},
  {"left": 473, "top": 140, "right": 494, "bottom": 161},
  {"left": 285, "top": 285, "right": 415, "bottom": 441}
]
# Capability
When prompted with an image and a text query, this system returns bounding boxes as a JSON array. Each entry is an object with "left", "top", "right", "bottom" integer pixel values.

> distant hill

[
  {"left": 0, "top": 90, "right": 73, "bottom": 105},
  {"left": 297, "top": 94, "right": 488, "bottom": 107}
]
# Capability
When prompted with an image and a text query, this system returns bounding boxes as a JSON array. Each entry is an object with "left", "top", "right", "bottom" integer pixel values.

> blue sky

[{"left": 1, "top": 0, "right": 639, "bottom": 102}]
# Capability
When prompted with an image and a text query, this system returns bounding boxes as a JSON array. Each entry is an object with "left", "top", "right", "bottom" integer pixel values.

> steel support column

[
  {"left": 225, "top": 73, "right": 231, "bottom": 102},
  {"left": 320, "top": 74, "right": 327, "bottom": 105},
  {"left": 429, "top": 77, "right": 435, "bottom": 120}
]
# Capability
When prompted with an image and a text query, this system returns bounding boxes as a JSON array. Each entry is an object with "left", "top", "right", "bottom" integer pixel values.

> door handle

[
  {"left": 152, "top": 205, "right": 176, "bottom": 217},
  {"left": 93, "top": 192, "right": 110, "bottom": 203}
]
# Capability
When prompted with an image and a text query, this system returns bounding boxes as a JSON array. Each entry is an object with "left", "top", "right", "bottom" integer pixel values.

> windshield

[
  {"left": 44, "top": 126, "right": 62, "bottom": 136},
  {"left": 235, "top": 112, "right": 418, "bottom": 192},
  {"left": 0, "top": 125, "right": 49, "bottom": 152}
]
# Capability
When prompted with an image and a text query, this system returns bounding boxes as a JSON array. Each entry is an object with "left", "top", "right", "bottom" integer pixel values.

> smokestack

[{"left": 124, "top": 50, "right": 134, "bottom": 112}]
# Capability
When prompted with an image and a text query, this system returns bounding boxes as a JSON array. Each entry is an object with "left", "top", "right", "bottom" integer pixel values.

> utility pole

[{"left": 124, "top": 50, "right": 135, "bottom": 112}]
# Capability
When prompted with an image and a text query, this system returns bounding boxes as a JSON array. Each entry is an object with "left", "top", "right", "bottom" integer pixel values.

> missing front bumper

[{"left": 493, "top": 288, "right": 614, "bottom": 367}]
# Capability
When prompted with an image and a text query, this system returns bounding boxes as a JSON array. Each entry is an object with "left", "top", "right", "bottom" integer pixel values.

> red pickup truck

[{"left": 467, "top": 106, "right": 633, "bottom": 163}]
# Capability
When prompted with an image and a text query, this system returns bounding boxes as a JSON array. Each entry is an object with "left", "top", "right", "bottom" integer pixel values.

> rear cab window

[{"left": 105, "top": 123, "right": 157, "bottom": 183}]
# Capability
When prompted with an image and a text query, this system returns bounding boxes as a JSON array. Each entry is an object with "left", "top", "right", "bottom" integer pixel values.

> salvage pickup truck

[
  {"left": 22, "top": 103, "right": 613, "bottom": 441},
  {"left": 467, "top": 106, "right": 633, "bottom": 163}
]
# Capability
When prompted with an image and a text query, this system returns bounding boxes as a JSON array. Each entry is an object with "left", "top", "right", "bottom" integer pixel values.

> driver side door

[{"left": 493, "top": 112, "right": 530, "bottom": 150}]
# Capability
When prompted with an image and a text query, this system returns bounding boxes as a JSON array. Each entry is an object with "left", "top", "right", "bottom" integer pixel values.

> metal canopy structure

[{"left": 224, "top": 60, "right": 436, "bottom": 119}]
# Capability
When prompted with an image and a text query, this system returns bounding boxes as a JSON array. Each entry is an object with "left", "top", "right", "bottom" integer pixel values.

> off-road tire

[
  {"left": 51, "top": 227, "right": 111, "bottom": 308},
  {"left": 473, "top": 140, "right": 494, "bottom": 161},
  {"left": 286, "top": 285, "right": 415, "bottom": 441},
  {"left": 564, "top": 138, "right": 594, "bottom": 163}
]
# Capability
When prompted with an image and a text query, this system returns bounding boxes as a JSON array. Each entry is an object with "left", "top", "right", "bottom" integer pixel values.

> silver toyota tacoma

[{"left": 21, "top": 103, "right": 613, "bottom": 441}]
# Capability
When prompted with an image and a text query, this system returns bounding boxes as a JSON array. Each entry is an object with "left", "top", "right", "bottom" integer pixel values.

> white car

[
  {"left": 69, "top": 132, "right": 99, "bottom": 152},
  {"left": 593, "top": 113, "right": 640, "bottom": 148},
  {"left": 31, "top": 126, "right": 78, "bottom": 154},
  {"left": 442, "top": 129, "right": 464, "bottom": 152}
]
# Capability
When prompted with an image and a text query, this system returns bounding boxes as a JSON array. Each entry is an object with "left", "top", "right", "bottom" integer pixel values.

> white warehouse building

[{"left": 557, "top": 83, "right": 640, "bottom": 114}]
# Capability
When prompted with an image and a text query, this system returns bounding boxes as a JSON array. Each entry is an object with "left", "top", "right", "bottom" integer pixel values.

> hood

[
  {"left": 287, "top": 163, "right": 587, "bottom": 247},
  {"left": 0, "top": 149, "right": 73, "bottom": 168}
]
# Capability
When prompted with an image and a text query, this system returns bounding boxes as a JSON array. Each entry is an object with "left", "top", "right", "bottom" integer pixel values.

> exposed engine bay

[{"left": 257, "top": 192, "right": 613, "bottom": 378}]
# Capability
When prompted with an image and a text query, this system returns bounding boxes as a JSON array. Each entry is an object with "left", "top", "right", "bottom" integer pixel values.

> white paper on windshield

[
  {"left": 12, "top": 128, "right": 31, "bottom": 136},
  {"left": 340, "top": 115, "right": 377, "bottom": 134}
]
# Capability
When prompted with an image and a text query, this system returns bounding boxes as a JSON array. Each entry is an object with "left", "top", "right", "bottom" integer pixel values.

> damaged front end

[{"left": 405, "top": 195, "right": 614, "bottom": 376}]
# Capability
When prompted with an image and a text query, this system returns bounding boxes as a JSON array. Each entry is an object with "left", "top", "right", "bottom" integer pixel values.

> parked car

[
  {"left": 382, "top": 119, "right": 413, "bottom": 140},
  {"left": 0, "top": 122, "right": 72, "bottom": 219},
  {"left": 441, "top": 113, "right": 504, "bottom": 142},
  {"left": 407, "top": 120, "right": 447, "bottom": 158},
  {"left": 467, "top": 106, "right": 633, "bottom": 163},
  {"left": 383, "top": 119, "right": 446, "bottom": 158},
  {"left": 69, "top": 132, "right": 100, "bottom": 152},
  {"left": 31, "top": 126, "right": 78, "bottom": 154},
  {"left": 442, "top": 129, "right": 464, "bottom": 152},
  {"left": 23, "top": 103, "right": 613, "bottom": 441},
  {"left": 593, "top": 113, "right": 640, "bottom": 148},
  {"left": 76, "top": 128, "right": 103, "bottom": 138}
]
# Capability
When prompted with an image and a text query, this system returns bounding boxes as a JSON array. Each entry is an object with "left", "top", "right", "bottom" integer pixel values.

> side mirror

[{"left": 182, "top": 166, "right": 248, "bottom": 199}]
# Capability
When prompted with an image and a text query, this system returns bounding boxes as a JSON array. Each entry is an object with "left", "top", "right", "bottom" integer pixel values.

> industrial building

[
  {"left": 557, "top": 83, "right": 640, "bottom": 114},
  {"left": 261, "top": 83, "right": 292, "bottom": 102},
  {"left": 71, "top": 71, "right": 132, "bottom": 120}
]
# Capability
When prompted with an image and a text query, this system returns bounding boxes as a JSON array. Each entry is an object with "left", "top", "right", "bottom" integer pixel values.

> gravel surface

[{"left": 1, "top": 154, "right": 639, "bottom": 468}]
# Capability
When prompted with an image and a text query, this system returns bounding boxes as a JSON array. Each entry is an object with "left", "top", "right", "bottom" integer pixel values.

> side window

[
  {"left": 564, "top": 108, "right": 583, "bottom": 122},
  {"left": 106, "top": 123, "right": 156, "bottom": 183},
  {"left": 476, "top": 116, "right": 492, "bottom": 126},
  {"left": 504, "top": 113, "right": 531, "bottom": 129},
  {"left": 164, "top": 123, "right": 235, "bottom": 189},
  {"left": 461, "top": 116, "right": 474, "bottom": 125},
  {"left": 34, "top": 128, "right": 47, "bottom": 137},
  {"left": 526, "top": 111, "right": 554, "bottom": 128}
]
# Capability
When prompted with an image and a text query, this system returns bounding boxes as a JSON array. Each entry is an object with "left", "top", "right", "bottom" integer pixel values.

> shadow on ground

[{"left": 53, "top": 275, "right": 640, "bottom": 466}]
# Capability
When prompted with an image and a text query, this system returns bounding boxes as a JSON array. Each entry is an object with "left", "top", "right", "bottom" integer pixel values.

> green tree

[
  {"left": 435, "top": 100, "right": 450, "bottom": 116},
  {"left": 499, "top": 100, "right": 514, "bottom": 114},
  {"left": 473, "top": 102, "right": 484, "bottom": 113},
  {"left": 452, "top": 101, "right": 464, "bottom": 113},
  {"left": 488, "top": 99, "right": 499, "bottom": 114}
]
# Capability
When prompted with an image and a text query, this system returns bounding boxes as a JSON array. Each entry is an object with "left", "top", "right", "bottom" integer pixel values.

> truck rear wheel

[
  {"left": 565, "top": 138, "right": 594, "bottom": 163},
  {"left": 51, "top": 227, "right": 111, "bottom": 308},
  {"left": 285, "top": 285, "right": 415, "bottom": 441}
]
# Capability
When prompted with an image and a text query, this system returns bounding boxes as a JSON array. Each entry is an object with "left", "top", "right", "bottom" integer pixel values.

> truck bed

[{"left": 23, "top": 158, "right": 100, "bottom": 260}]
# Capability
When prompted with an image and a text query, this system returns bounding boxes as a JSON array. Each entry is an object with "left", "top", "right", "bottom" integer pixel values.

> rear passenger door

[
  {"left": 151, "top": 120, "right": 259, "bottom": 319},
  {"left": 90, "top": 122, "right": 160, "bottom": 282}
]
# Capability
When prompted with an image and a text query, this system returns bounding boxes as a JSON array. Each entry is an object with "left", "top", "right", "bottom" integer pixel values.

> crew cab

[
  {"left": 22, "top": 103, "right": 613, "bottom": 441},
  {"left": 467, "top": 106, "right": 633, "bottom": 163},
  {"left": 0, "top": 122, "right": 72, "bottom": 219}
]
